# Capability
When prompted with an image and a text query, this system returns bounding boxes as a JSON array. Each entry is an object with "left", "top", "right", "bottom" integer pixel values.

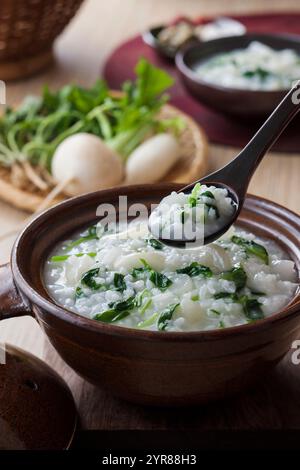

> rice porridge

[
  {"left": 195, "top": 41, "right": 300, "bottom": 91},
  {"left": 44, "top": 219, "right": 297, "bottom": 332},
  {"left": 149, "top": 184, "right": 236, "bottom": 241}
]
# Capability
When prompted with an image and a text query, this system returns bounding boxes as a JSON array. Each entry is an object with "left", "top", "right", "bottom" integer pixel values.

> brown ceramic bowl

[
  {"left": 0, "top": 183, "right": 300, "bottom": 406},
  {"left": 176, "top": 33, "right": 300, "bottom": 117}
]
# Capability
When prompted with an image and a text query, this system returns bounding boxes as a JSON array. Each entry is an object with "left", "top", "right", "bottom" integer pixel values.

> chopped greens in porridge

[
  {"left": 195, "top": 41, "right": 300, "bottom": 91},
  {"left": 44, "top": 219, "right": 297, "bottom": 332}
]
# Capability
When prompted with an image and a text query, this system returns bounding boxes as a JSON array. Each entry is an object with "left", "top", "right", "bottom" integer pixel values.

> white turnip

[
  {"left": 51, "top": 133, "right": 123, "bottom": 196},
  {"left": 125, "top": 133, "right": 180, "bottom": 184}
]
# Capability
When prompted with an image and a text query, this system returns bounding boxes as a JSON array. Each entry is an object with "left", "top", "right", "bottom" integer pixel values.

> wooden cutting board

[{"left": 44, "top": 340, "right": 300, "bottom": 430}]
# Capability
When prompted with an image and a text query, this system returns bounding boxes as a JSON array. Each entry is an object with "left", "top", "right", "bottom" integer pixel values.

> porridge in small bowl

[{"left": 195, "top": 41, "right": 300, "bottom": 91}]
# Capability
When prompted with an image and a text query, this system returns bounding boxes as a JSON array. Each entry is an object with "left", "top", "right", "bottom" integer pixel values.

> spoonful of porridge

[{"left": 149, "top": 82, "right": 300, "bottom": 247}]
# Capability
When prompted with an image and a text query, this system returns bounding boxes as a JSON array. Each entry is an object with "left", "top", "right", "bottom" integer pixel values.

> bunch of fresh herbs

[{"left": 0, "top": 59, "right": 182, "bottom": 172}]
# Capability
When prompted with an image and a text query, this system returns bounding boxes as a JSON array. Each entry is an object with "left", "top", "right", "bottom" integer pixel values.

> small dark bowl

[
  {"left": 176, "top": 33, "right": 300, "bottom": 117},
  {"left": 142, "top": 24, "right": 196, "bottom": 61},
  {"left": 143, "top": 25, "right": 176, "bottom": 60},
  {"left": 0, "top": 184, "right": 300, "bottom": 406}
]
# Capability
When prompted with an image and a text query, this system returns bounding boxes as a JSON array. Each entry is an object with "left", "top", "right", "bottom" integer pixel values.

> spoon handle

[{"left": 195, "top": 81, "right": 300, "bottom": 198}]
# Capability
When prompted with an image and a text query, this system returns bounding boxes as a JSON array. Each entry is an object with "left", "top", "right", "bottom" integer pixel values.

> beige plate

[{"left": 0, "top": 102, "right": 208, "bottom": 212}]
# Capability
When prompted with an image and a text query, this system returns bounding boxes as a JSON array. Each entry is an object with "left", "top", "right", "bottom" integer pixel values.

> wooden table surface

[{"left": 1, "top": 0, "right": 300, "bottom": 431}]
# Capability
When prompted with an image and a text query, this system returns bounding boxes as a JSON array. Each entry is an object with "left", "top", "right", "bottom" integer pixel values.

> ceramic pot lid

[{"left": 0, "top": 344, "right": 77, "bottom": 450}]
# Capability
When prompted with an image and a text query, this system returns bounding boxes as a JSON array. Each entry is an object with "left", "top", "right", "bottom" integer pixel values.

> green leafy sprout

[{"left": 0, "top": 58, "right": 183, "bottom": 171}]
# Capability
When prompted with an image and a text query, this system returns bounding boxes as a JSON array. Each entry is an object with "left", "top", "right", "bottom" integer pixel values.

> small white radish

[
  {"left": 52, "top": 133, "right": 123, "bottom": 196},
  {"left": 125, "top": 133, "right": 180, "bottom": 184}
]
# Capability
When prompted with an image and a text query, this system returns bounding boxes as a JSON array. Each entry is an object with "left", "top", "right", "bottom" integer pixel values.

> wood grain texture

[
  {"left": 0, "top": 0, "right": 300, "bottom": 430},
  {"left": 44, "top": 341, "right": 300, "bottom": 430}
]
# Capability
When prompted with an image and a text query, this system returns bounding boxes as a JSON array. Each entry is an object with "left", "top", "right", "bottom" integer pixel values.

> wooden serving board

[{"left": 44, "top": 340, "right": 300, "bottom": 431}]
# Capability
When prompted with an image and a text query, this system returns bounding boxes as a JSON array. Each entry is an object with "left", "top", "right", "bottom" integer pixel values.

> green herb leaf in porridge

[
  {"left": 50, "top": 252, "right": 96, "bottom": 262},
  {"left": 231, "top": 235, "right": 269, "bottom": 264},
  {"left": 134, "top": 289, "right": 150, "bottom": 307},
  {"left": 149, "top": 271, "right": 172, "bottom": 291},
  {"left": 240, "top": 297, "right": 264, "bottom": 321},
  {"left": 157, "top": 303, "right": 180, "bottom": 331},
  {"left": 188, "top": 182, "right": 201, "bottom": 207},
  {"left": 220, "top": 266, "right": 247, "bottom": 290},
  {"left": 108, "top": 295, "right": 136, "bottom": 311},
  {"left": 210, "top": 309, "right": 221, "bottom": 315},
  {"left": 200, "top": 190, "right": 215, "bottom": 199},
  {"left": 176, "top": 262, "right": 212, "bottom": 278},
  {"left": 66, "top": 224, "right": 99, "bottom": 250},
  {"left": 251, "top": 290, "right": 266, "bottom": 296},
  {"left": 134, "top": 259, "right": 173, "bottom": 291},
  {"left": 81, "top": 268, "right": 102, "bottom": 290},
  {"left": 132, "top": 267, "right": 148, "bottom": 279},
  {"left": 140, "top": 298, "right": 152, "bottom": 314},
  {"left": 113, "top": 273, "right": 127, "bottom": 292},
  {"left": 242, "top": 67, "right": 271, "bottom": 80},
  {"left": 94, "top": 295, "right": 137, "bottom": 323},
  {"left": 75, "top": 287, "right": 85, "bottom": 299},
  {"left": 214, "top": 292, "right": 239, "bottom": 301},
  {"left": 139, "top": 259, "right": 153, "bottom": 270},
  {"left": 131, "top": 267, "right": 147, "bottom": 278},
  {"left": 93, "top": 309, "right": 130, "bottom": 323},
  {"left": 213, "top": 291, "right": 264, "bottom": 321},
  {"left": 137, "top": 312, "right": 159, "bottom": 329},
  {"left": 51, "top": 255, "right": 71, "bottom": 262},
  {"left": 134, "top": 289, "right": 152, "bottom": 314},
  {"left": 147, "top": 238, "right": 164, "bottom": 250},
  {"left": 205, "top": 203, "right": 220, "bottom": 219}
]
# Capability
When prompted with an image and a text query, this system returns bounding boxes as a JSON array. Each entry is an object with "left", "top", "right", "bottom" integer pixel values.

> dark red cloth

[{"left": 103, "top": 13, "right": 300, "bottom": 152}]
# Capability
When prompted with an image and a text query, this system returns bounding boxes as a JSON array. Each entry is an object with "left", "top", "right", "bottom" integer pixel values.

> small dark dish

[
  {"left": 143, "top": 24, "right": 196, "bottom": 61},
  {"left": 176, "top": 33, "right": 300, "bottom": 117},
  {"left": 0, "top": 184, "right": 299, "bottom": 406},
  {"left": 143, "top": 25, "right": 175, "bottom": 60}
]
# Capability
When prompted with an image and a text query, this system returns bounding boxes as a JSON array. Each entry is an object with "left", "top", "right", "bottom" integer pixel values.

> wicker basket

[
  {"left": 0, "top": 0, "right": 83, "bottom": 80},
  {"left": 0, "top": 102, "right": 208, "bottom": 212}
]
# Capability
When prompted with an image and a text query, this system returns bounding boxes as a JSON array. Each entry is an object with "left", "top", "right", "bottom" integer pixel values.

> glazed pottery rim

[
  {"left": 175, "top": 32, "right": 300, "bottom": 95},
  {"left": 11, "top": 185, "right": 300, "bottom": 341}
]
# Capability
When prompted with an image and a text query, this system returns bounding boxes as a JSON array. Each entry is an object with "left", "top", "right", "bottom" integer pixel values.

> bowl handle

[{"left": 0, "top": 263, "right": 32, "bottom": 320}]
